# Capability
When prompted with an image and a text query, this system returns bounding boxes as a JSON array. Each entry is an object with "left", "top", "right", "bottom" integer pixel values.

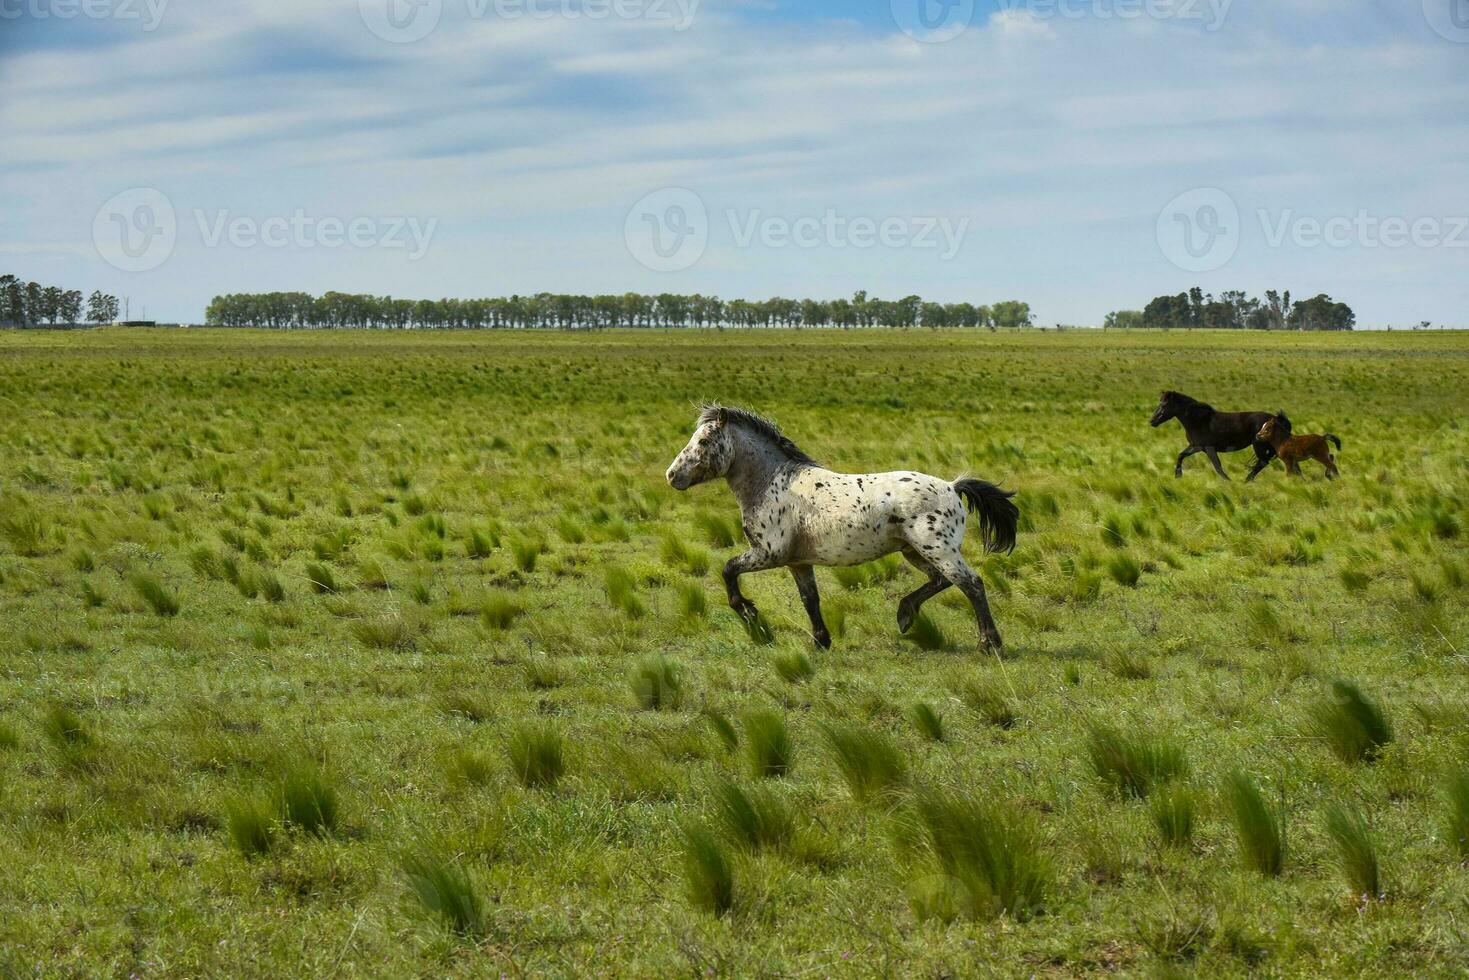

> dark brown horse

[{"left": 1149, "top": 391, "right": 1278, "bottom": 481}]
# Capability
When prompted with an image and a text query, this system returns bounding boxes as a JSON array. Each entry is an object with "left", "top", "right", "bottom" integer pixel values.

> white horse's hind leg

[
  {"left": 897, "top": 549, "right": 951, "bottom": 634},
  {"left": 928, "top": 549, "right": 1003, "bottom": 652}
]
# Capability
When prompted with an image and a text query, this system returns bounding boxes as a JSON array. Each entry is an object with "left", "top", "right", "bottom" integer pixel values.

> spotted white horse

[{"left": 666, "top": 405, "right": 1019, "bottom": 651}]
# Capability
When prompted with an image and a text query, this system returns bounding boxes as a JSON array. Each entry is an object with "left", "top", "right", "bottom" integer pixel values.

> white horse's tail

[{"left": 953, "top": 478, "right": 1019, "bottom": 555}]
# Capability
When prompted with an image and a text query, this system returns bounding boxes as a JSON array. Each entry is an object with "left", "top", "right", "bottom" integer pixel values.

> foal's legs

[
  {"left": 1203, "top": 448, "right": 1230, "bottom": 480},
  {"left": 723, "top": 550, "right": 780, "bottom": 623},
  {"left": 929, "top": 551, "right": 1003, "bottom": 652},
  {"left": 1175, "top": 446, "right": 1202, "bottom": 477},
  {"left": 789, "top": 565, "right": 831, "bottom": 650},
  {"left": 896, "top": 549, "right": 951, "bottom": 634}
]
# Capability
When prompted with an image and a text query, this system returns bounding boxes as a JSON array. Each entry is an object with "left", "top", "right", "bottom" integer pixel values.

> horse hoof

[
  {"left": 813, "top": 631, "right": 832, "bottom": 650},
  {"left": 897, "top": 607, "right": 914, "bottom": 634}
]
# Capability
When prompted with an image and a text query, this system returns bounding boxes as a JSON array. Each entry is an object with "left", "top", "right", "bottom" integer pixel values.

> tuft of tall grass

[
  {"left": 465, "top": 527, "right": 497, "bottom": 560},
  {"left": 1150, "top": 783, "right": 1196, "bottom": 849},
  {"left": 257, "top": 569, "right": 286, "bottom": 603},
  {"left": 508, "top": 724, "right": 565, "bottom": 789},
  {"left": 521, "top": 654, "right": 566, "bottom": 691},
  {"left": 0, "top": 720, "right": 19, "bottom": 750},
  {"left": 742, "top": 709, "right": 793, "bottom": 779},
  {"left": 352, "top": 615, "right": 417, "bottom": 651},
  {"left": 280, "top": 768, "right": 339, "bottom": 836},
  {"left": 904, "top": 613, "right": 947, "bottom": 651},
  {"left": 704, "top": 710, "right": 738, "bottom": 752},
  {"left": 1445, "top": 771, "right": 1469, "bottom": 859},
  {"left": 678, "top": 582, "right": 707, "bottom": 618},
  {"left": 1323, "top": 803, "right": 1381, "bottom": 900},
  {"left": 604, "top": 567, "right": 645, "bottom": 619},
  {"left": 712, "top": 778, "right": 794, "bottom": 852},
  {"left": 402, "top": 851, "right": 486, "bottom": 937},
  {"left": 740, "top": 609, "right": 776, "bottom": 646},
  {"left": 226, "top": 798, "right": 275, "bottom": 857},
  {"left": 681, "top": 823, "right": 735, "bottom": 917},
  {"left": 822, "top": 724, "right": 907, "bottom": 803},
  {"left": 1223, "top": 771, "right": 1285, "bottom": 876},
  {"left": 131, "top": 573, "right": 180, "bottom": 617},
  {"left": 959, "top": 679, "right": 1017, "bottom": 729},
  {"left": 909, "top": 702, "right": 946, "bottom": 742},
  {"left": 443, "top": 692, "right": 490, "bottom": 723},
  {"left": 911, "top": 788, "right": 1048, "bottom": 921},
  {"left": 771, "top": 649, "right": 815, "bottom": 684},
  {"left": 480, "top": 592, "right": 523, "bottom": 631},
  {"left": 1309, "top": 680, "right": 1392, "bottom": 764},
  {"left": 1106, "top": 553, "right": 1141, "bottom": 587},
  {"left": 42, "top": 705, "right": 93, "bottom": 749},
  {"left": 694, "top": 512, "right": 737, "bottom": 548},
  {"left": 630, "top": 656, "right": 682, "bottom": 711},
  {"left": 452, "top": 748, "right": 496, "bottom": 787},
  {"left": 1087, "top": 724, "right": 1188, "bottom": 799},
  {"left": 305, "top": 562, "right": 339, "bottom": 594},
  {"left": 510, "top": 537, "right": 543, "bottom": 573},
  {"left": 0, "top": 503, "right": 50, "bottom": 556}
]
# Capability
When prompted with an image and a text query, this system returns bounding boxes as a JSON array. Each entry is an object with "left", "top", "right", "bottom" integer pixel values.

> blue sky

[{"left": 2, "top": 0, "right": 1467, "bottom": 325}]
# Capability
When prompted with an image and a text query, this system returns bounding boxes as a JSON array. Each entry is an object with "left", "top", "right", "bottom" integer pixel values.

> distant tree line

[
  {"left": 204, "top": 290, "right": 1036, "bottom": 331},
  {"left": 1106, "top": 288, "right": 1355, "bottom": 331},
  {"left": 1, "top": 274, "right": 120, "bottom": 328}
]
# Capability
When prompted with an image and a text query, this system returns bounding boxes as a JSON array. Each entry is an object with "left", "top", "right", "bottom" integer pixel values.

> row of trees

[
  {"left": 204, "top": 290, "right": 1036, "bottom": 331},
  {"left": 1106, "top": 288, "right": 1355, "bottom": 331},
  {"left": 1, "top": 274, "right": 120, "bottom": 327}
]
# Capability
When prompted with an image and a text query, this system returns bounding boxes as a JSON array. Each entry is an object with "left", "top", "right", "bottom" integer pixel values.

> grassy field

[{"left": 0, "top": 326, "right": 1466, "bottom": 976}]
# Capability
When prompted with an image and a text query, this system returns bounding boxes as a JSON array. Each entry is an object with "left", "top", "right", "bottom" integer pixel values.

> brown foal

[{"left": 1257, "top": 414, "right": 1341, "bottom": 479}]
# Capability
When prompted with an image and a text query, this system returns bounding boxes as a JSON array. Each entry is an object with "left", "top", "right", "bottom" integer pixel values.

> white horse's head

[{"left": 666, "top": 409, "right": 735, "bottom": 490}]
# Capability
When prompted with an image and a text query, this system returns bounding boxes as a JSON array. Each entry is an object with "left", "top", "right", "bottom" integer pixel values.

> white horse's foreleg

[
  {"left": 928, "top": 550, "right": 1003, "bottom": 652},
  {"left": 723, "top": 550, "right": 780, "bottom": 622},
  {"left": 789, "top": 565, "right": 830, "bottom": 650}
]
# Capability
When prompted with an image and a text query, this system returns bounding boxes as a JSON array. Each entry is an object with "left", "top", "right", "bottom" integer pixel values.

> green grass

[
  {"left": 742, "top": 709, "right": 793, "bottom": 779},
  {"left": 821, "top": 723, "right": 908, "bottom": 804},
  {"left": 402, "top": 851, "right": 486, "bottom": 937},
  {"left": 1323, "top": 803, "right": 1382, "bottom": 900},
  {"left": 1224, "top": 771, "right": 1286, "bottom": 877},
  {"left": 0, "top": 327, "right": 1465, "bottom": 973},
  {"left": 1087, "top": 724, "right": 1189, "bottom": 798},
  {"left": 508, "top": 723, "right": 565, "bottom": 789},
  {"left": 911, "top": 787, "right": 1048, "bottom": 921},
  {"left": 1309, "top": 679, "right": 1393, "bottom": 764}
]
